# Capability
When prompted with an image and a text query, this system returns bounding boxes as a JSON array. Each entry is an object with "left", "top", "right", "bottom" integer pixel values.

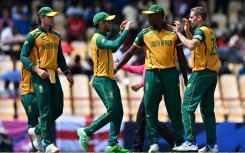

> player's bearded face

[
  {"left": 189, "top": 12, "right": 198, "bottom": 28},
  {"left": 44, "top": 16, "right": 55, "bottom": 26},
  {"left": 148, "top": 13, "right": 161, "bottom": 26},
  {"left": 101, "top": 20, "right": 111, "bottom": 32}
]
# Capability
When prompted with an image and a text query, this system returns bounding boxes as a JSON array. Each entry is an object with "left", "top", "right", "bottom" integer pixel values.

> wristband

[{"left": 64, "top": 69, "right": 71, "bottom": 76}]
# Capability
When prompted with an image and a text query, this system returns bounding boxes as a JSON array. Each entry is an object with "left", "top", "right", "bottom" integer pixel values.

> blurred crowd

[{"left": 0, "top": 0, "right": 245, "bottom": 97}]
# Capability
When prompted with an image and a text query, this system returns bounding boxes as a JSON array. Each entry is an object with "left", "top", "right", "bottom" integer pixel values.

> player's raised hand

[
  {"left": 174, "top": 20, "right": 182, "bottom": 33},
  {"left": 124, "top": 21, "right": 134, "bottom": 30},
  {"left": 120, "top": 20, "right": 128, "bottom": 32},
  {"left": 182, "top": 18, "right": 190, "bottom": 31}
]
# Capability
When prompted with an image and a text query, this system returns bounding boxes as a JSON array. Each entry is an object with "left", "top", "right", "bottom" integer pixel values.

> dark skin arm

[
  {"left": 115, "top": 45, "right": 139, "bottom": 74},
  {"left": 176, "top": 45, "right": 188, "bottom": 86}
]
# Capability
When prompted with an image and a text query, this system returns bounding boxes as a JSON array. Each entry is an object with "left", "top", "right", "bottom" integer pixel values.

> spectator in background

[
  {"left": 65, "top": 0, "right": 86, "bottom": 42},
  {"left": 0, "top": 9, "right": 13, "bottom": 33},
  {"left": 214, "top": 0, "right": 229, "bottom": 15},
  {"left": 101, "top": 0, "right": 115, "bottom": 15},
  {"left": 84, "top": 3, "right": 101, "bottom": 27},
  {"left": 65, "top": 0, "right": 84, "bottom": 17},
  {"left": 122, "top": 0, "right": 139, "bottom": 30},
  {"left": 239, "top": 62, "right": 245, "bottom": 75},
  {"left": 14, "top": 12, "right": 33, "bottom": 35},
  {"left": 0, "top": 22, "right": 14, "bottom": 55},
  {"left": 66, "top": 13, "right": 86, "bottom": 42},
  {"left": 69, "top": 55, "right": 84, "bottom": 75},
  {"left": 230, "top": 10, "right": 245, "bottom": 33},
  {"left": 0, "top": 126, "right": 13, "bottom": 152},
  {"left": 11, "top": 1, "right": 29, "bottom": 21}
]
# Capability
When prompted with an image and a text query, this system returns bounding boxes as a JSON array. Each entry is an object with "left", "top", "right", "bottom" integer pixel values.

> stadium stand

[
  {"left": 16, "top": 100, "right": 28, "bottom": 120},
  {"left": 72, "top": 74, "right": 91, "bottom": 116},
  {"left": 0, "top": 99, "right": 15, "bottom": 120},
  {"left": 220, "top": 74, "right": 241, "bottom": 107},
  {"left": 127, "top": 72, "right": 144, "bottom": 121}
]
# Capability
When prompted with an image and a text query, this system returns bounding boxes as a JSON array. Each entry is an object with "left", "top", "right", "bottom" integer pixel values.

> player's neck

[
  {"left": 41, "top": 24, "right": 51, "bottom": 32},
  {"left": 154, "top": 21, "right": 166, "bottom": 31}
]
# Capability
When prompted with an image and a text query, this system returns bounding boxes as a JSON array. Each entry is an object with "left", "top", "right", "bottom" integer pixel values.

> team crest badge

[
  {"left": 28, "top": 105, "right": 32, "bottom": 112},
  {"left": 102, "top": 38, "right": 105, "bottom": 43},
  {"left": 39, "top": 85, "right": 43, "bottom": 93},
  {"left": 145, "top": 83, "right": 149, "bottom": 90},
  {"left": 109, "top": 91, "right": 113, "bottom": 98}
]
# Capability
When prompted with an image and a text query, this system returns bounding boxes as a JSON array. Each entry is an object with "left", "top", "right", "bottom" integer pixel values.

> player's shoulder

[
  {"left": 142, "top": 26, "right": 153, "bottom": 34},
  {"left": 50, "top": 29, "right": 61, "bottom": 37},
  {"left": 29, "top": 28, "right": 42, "bottom": 39},
  {"left": 29, "top": 28, "right": 40, "bottom": 35},
  {"left": 166, "top": 24, "right": 176, "bottom": 32},
  {"left": 197, "top": 25, "right": 211, "bottom": 33}
]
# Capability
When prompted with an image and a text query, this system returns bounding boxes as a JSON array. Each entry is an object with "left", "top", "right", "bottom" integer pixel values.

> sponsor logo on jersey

[
  {"left": 28, "top": 105, "right": 32, "bottom": 112},
  {"left": 39, "top": 85, "right": 43, "bottom": 93},
  {"left": 109, "top": 91, "right": 113, "bottom": 98},
  {"left": 145, "top": 82, "right": 149, "bottom": 90},
  {"left": 101, "top": 38, "right": 105, "bottom": 43},
  {"left": 193, "top": 35, "right": 202, "bottom": 40},
  {"left": 41, "top": 43, "right": 58, "bottom": 49},
  {"left": 41, "top": 35, "right": 46, "bottom": 40},
  {"left": 150, "top": 40, "right": 172, "bottom": 47},
  {"left": 149, "top": 31, "right": 154, "bottom": 37}
]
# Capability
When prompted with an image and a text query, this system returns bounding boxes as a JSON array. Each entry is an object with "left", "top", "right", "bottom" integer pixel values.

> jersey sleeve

[
  {"left": 133, "top": 31, "right": 144, "bottom": 48},
  {"left": 96, "top": 30, "right": 129, "bottom": 52},
  {"left": 193, "top": 29, "right": 205, "bottom": 43},
  {"left": 176, "top": 36, "right": 182, "bottom": 46},
  {"left": 57, "top": 39, "right": 69, "bottom": 72},
  {"left": 20, "top": 34, "right": 36, "bottom": 72},
  {"left": 121, "top": 64, "right": 145, "bottom": 74}
]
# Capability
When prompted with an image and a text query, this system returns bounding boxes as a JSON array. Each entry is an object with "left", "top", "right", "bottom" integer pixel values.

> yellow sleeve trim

[
  {"left": 133, "top": 43, "right": 141, "bottom": 48},
  {"left": 176, "top": 43, "right": 183, "bottom": 46},
  {"left": 32, "top": 66, "right": 37, "bottom": 71}
]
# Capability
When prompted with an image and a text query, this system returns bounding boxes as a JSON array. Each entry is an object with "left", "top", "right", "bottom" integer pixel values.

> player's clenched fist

[{"left": 34, "top": 67, "right": 49, "bottom": 79}]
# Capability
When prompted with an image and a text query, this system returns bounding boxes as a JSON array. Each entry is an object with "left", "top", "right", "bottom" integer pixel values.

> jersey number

[{"left": 210, "top": 38, "right": 218, "bottom": 56}]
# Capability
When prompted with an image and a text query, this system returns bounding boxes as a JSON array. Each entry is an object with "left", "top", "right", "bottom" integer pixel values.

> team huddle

[{"left": 20, "top": 4, "right": 219, "bottom": 153}]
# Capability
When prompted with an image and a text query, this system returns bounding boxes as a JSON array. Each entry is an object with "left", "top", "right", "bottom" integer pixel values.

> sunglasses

[{"left": 101, "top": 20, "right": 111, "bottom": 24}]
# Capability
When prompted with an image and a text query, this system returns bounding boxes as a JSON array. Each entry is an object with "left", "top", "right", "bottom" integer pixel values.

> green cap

[
  {"left": 142, "top": 5, "right": 165, "bottom": 15},
  {"left": 37, "top": 7, "right": 59, "bottom": 17},
  {"left": 93, "top": 12, "right": 115, "bottom": 25}
]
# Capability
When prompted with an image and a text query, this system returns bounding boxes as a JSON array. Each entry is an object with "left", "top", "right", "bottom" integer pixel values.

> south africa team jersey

[
  {"left": 192, "top": 25, "right": 220, "bottom": 73},
  {"left": 134, "top": 24, "right": 182, "bottom": 69},
  {"left": 90, "top": 29, "right": 128, "bottom": 80},
  {"left": 21, "top": 68, "right": 34, "bottom": 95},
  {"left": 20, "top": 26, "right": 68, "bottom": 72}
]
